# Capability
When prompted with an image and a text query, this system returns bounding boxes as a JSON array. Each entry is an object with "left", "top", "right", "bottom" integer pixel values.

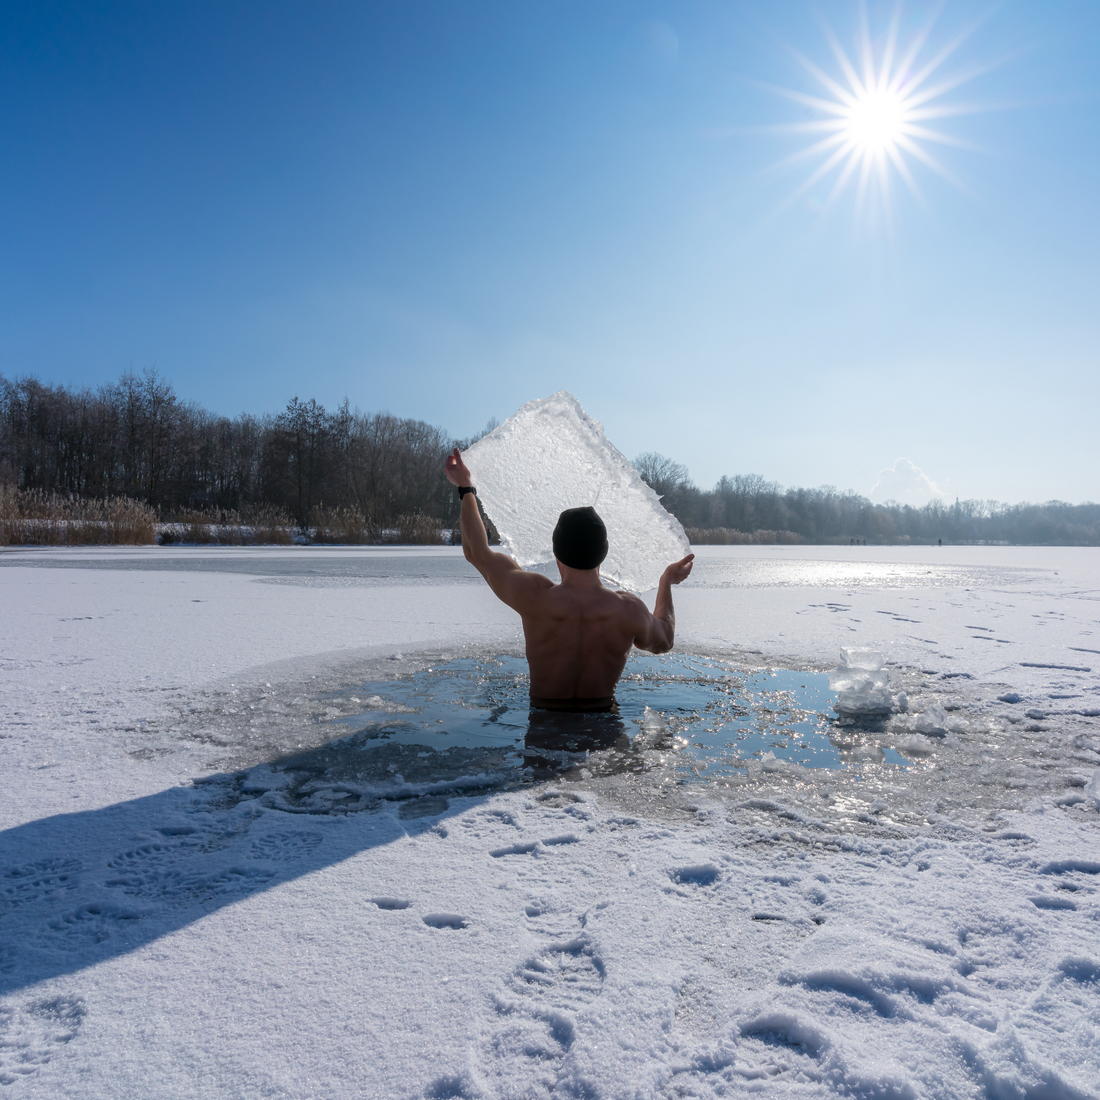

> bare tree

[{"left": 634, "top": 452, "right": 690, "bottom": 499}]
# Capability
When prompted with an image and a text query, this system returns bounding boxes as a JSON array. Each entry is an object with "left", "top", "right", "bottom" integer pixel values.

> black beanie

[{"left": 552, "top": 506, "right": 608, "bottom": 570}]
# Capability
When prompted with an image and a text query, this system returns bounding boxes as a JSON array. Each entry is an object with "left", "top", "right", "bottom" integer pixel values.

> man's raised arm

[
  {"left": 634, "top": 553, "right": 694, "bottom": 654},
  {"left": 443, "top": 447, "right": 548, "bottom": 607}
]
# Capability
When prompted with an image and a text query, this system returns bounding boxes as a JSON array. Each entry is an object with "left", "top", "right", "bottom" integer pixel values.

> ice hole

[{"left": 323, "top": 652, "right": 908, "bottom": 785}]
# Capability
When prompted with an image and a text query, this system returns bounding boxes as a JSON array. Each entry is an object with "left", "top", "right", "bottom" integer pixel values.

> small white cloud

[{"left": 869, "top": 458, "right": 945, "bottom": 506}]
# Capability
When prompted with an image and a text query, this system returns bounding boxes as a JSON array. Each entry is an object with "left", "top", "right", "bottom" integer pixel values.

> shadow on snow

[{"left": 0, "top": 712, "right": 643, "bottom": 996}]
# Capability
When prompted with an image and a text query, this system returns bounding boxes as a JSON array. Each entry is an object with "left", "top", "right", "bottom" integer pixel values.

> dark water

[{"left": 325, "top": 653, "right": 907, "bottom": 785}]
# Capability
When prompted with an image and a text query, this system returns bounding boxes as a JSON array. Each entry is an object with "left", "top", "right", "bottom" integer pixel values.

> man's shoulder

[
  {"left": 513, "top": 569, "right": 555, "bottom": 592},
  {"left": 609, "top": 588, "right": 650, "bottom": 621},
  {"left": 506, "top": 568, "right": 555, "bottom": 601}
]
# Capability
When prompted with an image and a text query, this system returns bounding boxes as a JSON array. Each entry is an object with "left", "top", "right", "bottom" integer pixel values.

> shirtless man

[{"left": 444, "top": 447, "right": 695, "bottom": 712}]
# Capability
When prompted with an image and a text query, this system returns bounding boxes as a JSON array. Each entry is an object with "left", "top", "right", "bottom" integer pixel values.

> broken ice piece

[
  {"left": 1082, "top": 770, "right": 1100, "bottom": 814},
  {"left": 760, "top": 751, "right": 809, "bottom": 776},
  {"left": 829, "top": 648, "right": 893, "bottom": 716},
  {"left": 1086, "top": 769, "right": 1100, "bottom": 810},
  {"left": 462, "top": 391, "right": 690, "bottom": 592},
  {"left": 897, "top": 734, "right": 936, "bottom": 756},
  {"left": 913, "top": 703, "right": 949, "bottom": 738},
  {"left": 998, "top": 693, "right": 1023, "bottom": 704}
]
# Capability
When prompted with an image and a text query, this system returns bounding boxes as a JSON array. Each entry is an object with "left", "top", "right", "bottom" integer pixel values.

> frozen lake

[{"left": 1, "top": 544, "right": 1097, "bottom": 1098}]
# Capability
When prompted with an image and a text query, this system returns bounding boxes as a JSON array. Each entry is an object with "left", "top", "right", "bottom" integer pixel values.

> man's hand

[
  {"left": 444, "top": 447, "right": 473, "bottom": 488},
  {"left": 635, "top": 553, "right": 695, "bottom": 654},
  {"left": 663, "top": 554, "right": 695, "bottom": 585}
]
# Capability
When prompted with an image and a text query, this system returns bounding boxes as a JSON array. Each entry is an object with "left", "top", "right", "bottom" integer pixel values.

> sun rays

[{"left": 765, "top": 3, "right": 994, "bottom": 225}]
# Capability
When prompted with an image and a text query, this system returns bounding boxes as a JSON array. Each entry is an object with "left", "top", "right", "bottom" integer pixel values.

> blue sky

[{"left": 1, "top": 1, "right": 1097, "bottom": 504}]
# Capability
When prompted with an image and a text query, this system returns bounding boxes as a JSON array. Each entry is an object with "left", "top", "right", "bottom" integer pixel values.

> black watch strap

[{"left": 458, "top": 486, "right": 476, "bottom": 498}]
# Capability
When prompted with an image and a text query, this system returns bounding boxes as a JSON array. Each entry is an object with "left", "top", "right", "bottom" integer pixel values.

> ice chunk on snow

[
  {"left": 1086, "top": 769, "right": 1100, "bottom": 810},
  {"left": 760, "top": 751, "right": 810, "bottom": 776},
  {"left": 913, "top": 703, "right": 949, "bottom": 738},
  {"left": 897, "top": 733, "right": 936, "bottom": 755},
  {"left": 838, "top": 648, "right": 885, "bottom": 672},
  {"left": 829, "top": 648, "right": 893, "bottom": 716},
  {"left": 462, "top": 391, "right": 689, "bottom": 592}
]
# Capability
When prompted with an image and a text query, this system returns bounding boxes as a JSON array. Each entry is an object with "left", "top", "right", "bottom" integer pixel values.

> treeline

[
  {"left": 634, "top": 454, "right": 1100, "bottom": 546},
  {"left": 0, "top": 369, "right": 469, "bottom": 529},
  {"left": 2, "top": 371, "right": 1095, "bottom": 546}
]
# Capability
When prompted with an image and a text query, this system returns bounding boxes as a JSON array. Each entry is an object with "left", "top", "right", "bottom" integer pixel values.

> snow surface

[
  {"left": 463, "top": 391, "right": 690, "bottom": 591},
  {"left": 1, "top": 543, "right": 1098, "bottom": 1099}
]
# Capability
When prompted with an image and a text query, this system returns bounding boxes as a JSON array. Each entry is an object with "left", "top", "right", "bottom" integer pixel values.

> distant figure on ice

[{"left": 444, "top": 448, "right": 694, "bottom": 712}]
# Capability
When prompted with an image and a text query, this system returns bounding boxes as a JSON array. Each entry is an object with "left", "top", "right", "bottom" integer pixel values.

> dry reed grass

[
  {"left": 0, "top": 486, "right": 156, "bottom": 546},
  {"left": 159, "top": 504, "right": 294, "bottom": 545},
  {"left": 240, "top": 504, "right": 294, "bottom": 545},
  {"left": 392, "top": 513, "right": 445, "bottom": 545},
  {"left": 310, "top": 505, "right": 378, "bottom": 545},
  {"left": 2, "top": 485, "right": 444, "bottom": 547},
  {"left": 160, "top": 508, "right": 245, "bottom": 545},
  {"left": 685, "top": 527, "right": 803, "bottom": 545}
]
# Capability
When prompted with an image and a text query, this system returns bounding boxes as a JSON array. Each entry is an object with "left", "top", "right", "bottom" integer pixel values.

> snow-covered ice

[
  {"left": 1, "top": 543, "right": 1098, "bottom": 1098},
  {"left": 463, "top": 391, "right": 690, "bottom": 591}
]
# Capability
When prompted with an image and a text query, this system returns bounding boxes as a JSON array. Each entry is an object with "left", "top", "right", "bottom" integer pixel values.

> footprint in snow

[
  {"left": 722, "top": 1012, "right": 828, "bottom": 1083},
  {"left": 106, "top": 840, "right": 204, "bottom": 873},
  {"left": 422, "top": 913, "right": 468, "bottom": 930},
  {"left": 521, "top": 898, "right": 610, "bottom": 941},
  {"left": 247, "top": 831, "right": 323, "bottom": 863},
  {"left": 0, "top": 994, "right": 86, "bottom": 1086},
  {"left": 369, "top": 897, "right": 411, "bottom": 910},
  {"left": 669, "top": 864, "right": 720, "bottom": 889},
  {"left": 1031, "top": 895, "right": 1077, "bottom": 911},
  {"left": 489, "top": 834, "right": 580, "bottom": 858},
  {"left": 423, "top": 1073, "right": 478, "bottom": 1099},
  {"left": 664, "top": 1012, "right": 827, "bottom": 1091},
  {"left": 0, "top": 859, "right": 82, "bottom": 917},
  {"left": 479, "top": 932, "right": 606, "bottom": 1087},
  {"left": 1059, "top": 957, "right": 1100, "bottom": 985},
  {"left": 106, "top": 865, "right": 276, "bottom": 904},
  {"left": 36, "top": 904, "right": 144, "bottom": 952},
  {"left": 535, "top": 790, "right": 583, "bottom": 806}
]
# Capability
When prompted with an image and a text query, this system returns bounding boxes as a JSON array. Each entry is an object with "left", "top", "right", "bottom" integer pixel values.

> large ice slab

[{"left": 462, "top": 391, "right": 689, "bottom": 591}]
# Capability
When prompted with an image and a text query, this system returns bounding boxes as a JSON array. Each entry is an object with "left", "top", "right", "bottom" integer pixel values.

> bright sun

[
  {"left": 766, "top": 6, "right": 989, "bottom": 221},
  {"left": 845, "top": 88, "right": 907, "bottom": 152}
]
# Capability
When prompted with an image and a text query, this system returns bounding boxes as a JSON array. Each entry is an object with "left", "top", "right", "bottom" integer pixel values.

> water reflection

[{"left": 522, "top": 708, "right": 640, "bottom": 781}]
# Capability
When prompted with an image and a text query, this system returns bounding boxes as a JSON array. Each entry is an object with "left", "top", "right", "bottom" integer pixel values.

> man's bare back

[{"left": 444, "top": 447, "right": 694, "bottom": 706}]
